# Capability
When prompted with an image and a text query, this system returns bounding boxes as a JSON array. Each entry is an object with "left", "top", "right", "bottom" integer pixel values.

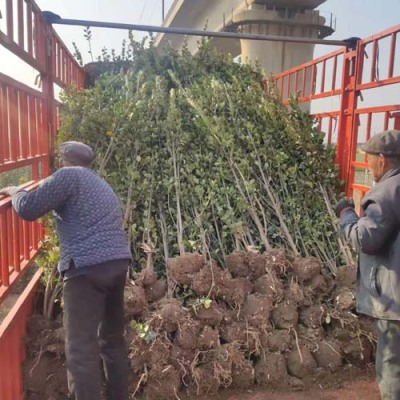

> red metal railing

[
  {"left": 0, "top": 2, "right": 84, "bottom": 400},
  {"left": 273, "top": 24, "right": 400, "bottom": 201},
  {"left": 0, "top": 0, "right": 85, "bottom": 300}
]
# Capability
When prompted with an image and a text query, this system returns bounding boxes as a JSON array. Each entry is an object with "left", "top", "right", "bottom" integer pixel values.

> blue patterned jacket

[{"left": 12, "top": 167, "right": 132, "bottom": 273}]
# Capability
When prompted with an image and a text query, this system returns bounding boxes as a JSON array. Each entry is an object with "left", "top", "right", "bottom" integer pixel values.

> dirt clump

[
  {"left": 264, "top": 248, "right": 289, "bottom": 276},
  {"left": 167, "top": 253, "right": 204, "bottom": 285},
  {"left": 300, "top": 304, "right": 327, "bottom": 328},
  {"left": 197, "top": 325, "right": 219, "bottom": 349},
  {"left": 192, "top": 301, "right": 224, "bottom": 327},
  {"left": 253, "top": 271, "right": 284, "bottom": 303},
  {"left": 292, "top": 257, "right": 321, "bottom": 282},
  {"left": 255, "top": 352, "right": 288, "bottom": 387},
  {"left": 124, "top": 284, "right": 146, "bottom": 318},
  {"left": 224, "top": 251, "right": 250, "bottom": 278},
  {"left": 286, "top": 346, "right": 317, "bottom": 378},
  {"left": 313, "top": 339, "right": 343, "bottom": 372},
  {"left": 145, "top": 278, "right": 167, "bottom": 302},
  {"left": 241, "top": 293, "right": 272, "bottom": 327},
  {"left": 144, "top": 364, "right": 181, "bottom": 400},
  {"left": 271, "top": 301, "right": 298, "bottom": 329}
]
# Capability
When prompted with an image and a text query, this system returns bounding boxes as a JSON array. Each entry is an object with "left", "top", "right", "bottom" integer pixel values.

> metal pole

[
  {"left": 43, "top": 13, "right": 350, "bottom": 47},
  {"left": 162, "top": 0, "right": 165, "bottom": 22}
]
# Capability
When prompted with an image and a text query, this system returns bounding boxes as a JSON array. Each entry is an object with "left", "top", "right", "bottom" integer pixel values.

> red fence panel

[
  {"left": 0, "top": 3, "right": 84, "bottom": 400},
  {"left": 273, "top": 24, "right": 400, "bottom": 201},
  {"left": 0, "top": 268, "right": 42, "bottom": 400}
]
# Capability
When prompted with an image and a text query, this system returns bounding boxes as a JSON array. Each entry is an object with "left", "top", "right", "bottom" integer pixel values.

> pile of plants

[{"left": 123, "top": 250, "right": 375, "bottom": 399}]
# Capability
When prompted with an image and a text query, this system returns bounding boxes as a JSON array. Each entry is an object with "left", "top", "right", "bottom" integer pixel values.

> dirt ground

[
  {"left": 178, "top": 366, "right": 379, "bottom": 400},
  {"left": 226, "top": 380, "right": 379, "bottom": 400}
]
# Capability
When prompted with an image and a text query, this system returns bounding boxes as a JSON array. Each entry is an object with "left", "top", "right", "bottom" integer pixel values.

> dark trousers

[
  {"left": 63, "top": 260, "right": 129, "bottom": 400},
  {"left": 376, "top": 319, "right": 400, "bottom": 400}
]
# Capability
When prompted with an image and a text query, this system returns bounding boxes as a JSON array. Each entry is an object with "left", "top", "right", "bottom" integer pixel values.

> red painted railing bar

[
  {"left": 0, "top": 155, "right": 47, "bottom": 174},
  {"left": 7, "top": 208, "right": 13, "bottom": 271},
  {"left": 273, "top": 48, "right": 345, "bottom": 78},
  {"left": 12, "top": 212, "right": 21, "bottom": 272},
  {"left": 384, "top": 111, "right": 390, "bottom": 130},
  {"left": 26, "top": 0, "right": 33, "bottom": 56},
  {"left": 357, "top": 76, "right": 400, "bottom": 91},
  {"left": 388, "top": 32, "right": 397, "bottom": 79},
  {"left": 20, "top": 93, "right": 29, "bottom": 159},
  {"left": 8, "top": 88, "right": 18, "bottom": 161},
  {"left": 354, "top": 104, "right": 400, "bottom": 114},
  {"left": 320, "top": 60, "right": 326, "bottom": 93},
  {"left": 310, "top": 64, "right": 316, "bottom": 96},
  {"left": 0, "top": 210, "right": 10, "bottom": 286},
  {"left": 17, "top": 0, "right": 24, "bottom": 49},
  {"left": 301, "top": 68, "right": 307, "bottom": 97},
  {"left": 0, "top": 86, "right": 5, "bottom": 164},
  {"left": 370, "top": 40, "right": 378, "bottom": 83},
  {"left": 294, "top": 71, "right": 299, "bottom": 92},
  {"left": 6, "top": 0, "right": 14, "bottom": 41},
  {"left": 328, "top": 116, "right": 333, "bottom": 145},
  {"left": 331, "top": 55, "right": 338, "bottom": 91}
]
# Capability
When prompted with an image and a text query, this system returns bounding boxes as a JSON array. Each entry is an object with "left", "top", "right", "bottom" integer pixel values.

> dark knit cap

[
  {"left": 59, "top": 141, "right": 95, "bottom": 166},
  {"left": 361, "top": 129, "right": 400, "bottom": 156}
]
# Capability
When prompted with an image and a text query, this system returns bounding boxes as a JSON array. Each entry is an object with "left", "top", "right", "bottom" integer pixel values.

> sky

[{"left": 0, "top": 0, "right": 399, "bottom": 96}]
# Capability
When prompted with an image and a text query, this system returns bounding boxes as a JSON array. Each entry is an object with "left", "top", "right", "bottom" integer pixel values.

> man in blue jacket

[
  {"left": 336, "top": 129, "right": 400, "bottom": 400},
  {"left": 0, "top": 141, "right": 132, "bottom": 400}
]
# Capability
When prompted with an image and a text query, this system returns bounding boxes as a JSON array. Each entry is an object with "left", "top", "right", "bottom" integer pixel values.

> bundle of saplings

[
  {"left": 59, "top": 38, "right": 352, "bottom": 273},
  {"left": 53, "top": 39, "right": 375, "bottom": 398}
]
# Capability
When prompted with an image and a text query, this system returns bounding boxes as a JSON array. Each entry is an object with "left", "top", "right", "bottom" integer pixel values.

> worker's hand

[
  {"left": 335, "top": 197, "right": 355, "bottom": 217},
  {"left": 0, "top": 186, "right": 19, "bottom": 197}
]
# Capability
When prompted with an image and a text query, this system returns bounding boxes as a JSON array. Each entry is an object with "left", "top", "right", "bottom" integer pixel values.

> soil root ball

[
  {"left": 261, "top": 329, "right": 291, "bottom": 353},
  {"left": 192, "top": 365, "right": 221, "bottom": 395},
  {"left": 231, "top": 358, "right": 255, "bottom": 389},
  {"left": 271, "top": 302, "right": 299, "bottom": 329},
  {"left": 192, "top": 301, "right": 224, "bottom": 327},
  {"left": 197, "top": 325, "right": 219, "bottom": 350},
  {"left": 224, "top": 251, "right": 250, "bottom": 278},
  {"left": 191, "top": 264, "right": 232, "bottom": 297},
  {"left": 334, "top": 287, "right": 356, "bottom": 311},
  {"left": 247, "top": 252, "right": 267, "bottom": 279},
  {"left": 342, "top": 336, "right": 374, "bottom": 366},
  {"left": 153, "top": 298, "right": 187, "bottom": 333},
  {"left": 130, "top": 335, "right": 171, "bottom": 373},
  {"left": 253, "top": 271, "right": 284, "bottom": 303},
  {"left": 299, "top": 304, "right": 328, "bottom": 328},
  {"left": 285, "top": 280, "right": 314, "bottom": 307},
  {"left": 308, "top": 274, "right": 331, "bottom": 296},
  {"left": 145, "top": 278, "right": 167, "bottom": 303},
  {"left": 219, "top": 277, "right": 253, "bottom": 306},
  {"left": 264, "top": 248, "right": 289, "bottom": 276},
  {"left": 255, "top": 352, "right": 288, "bottom": 387},
  {"left": 313, "top": 339, "right": 343, "bottom": 372},
  {"left": 167, "top": 253, "right": 204, "bottom": 286},
  {"left": 144, "top": 364, "right": 181, "bottom": 400},
  {"left": 286, "top": 346, "right": 317, "bottom": 378},
  {"left": 220, "top": 322, "right": 262, "bottom": 355},
  {"left": 169, "top": 345, "right": 196, "bottom": 378},
  {"left": 241, "top": 293, "right": 272, "bottom": 328},
  {"left": 336, "top": 264, "right": 357, "bottom": 287},
  {"left": 134, "top": 269, "right": 158, "bottom": 287},
  {"left": 291, "top": 257, "right": 321, "bottom": 282},
  {"left": 124, "top": 284, "right": 146, "bottom": 319},
  {"left": 175, "top": 319, "right": 201, "bottom": 350}
]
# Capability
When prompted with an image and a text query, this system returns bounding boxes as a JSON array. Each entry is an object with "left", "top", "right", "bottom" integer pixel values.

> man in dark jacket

[
  {"left": 0, "top": 141, "right": 132, "bottom": 400},
  {"left": 336, "top": 129, "right": 400, "bottom": 400}
]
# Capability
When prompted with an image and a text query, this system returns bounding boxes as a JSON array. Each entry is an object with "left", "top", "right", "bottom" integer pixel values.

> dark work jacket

[{"left": 340, "top": 167, "right": 400, "bottom": 320}]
